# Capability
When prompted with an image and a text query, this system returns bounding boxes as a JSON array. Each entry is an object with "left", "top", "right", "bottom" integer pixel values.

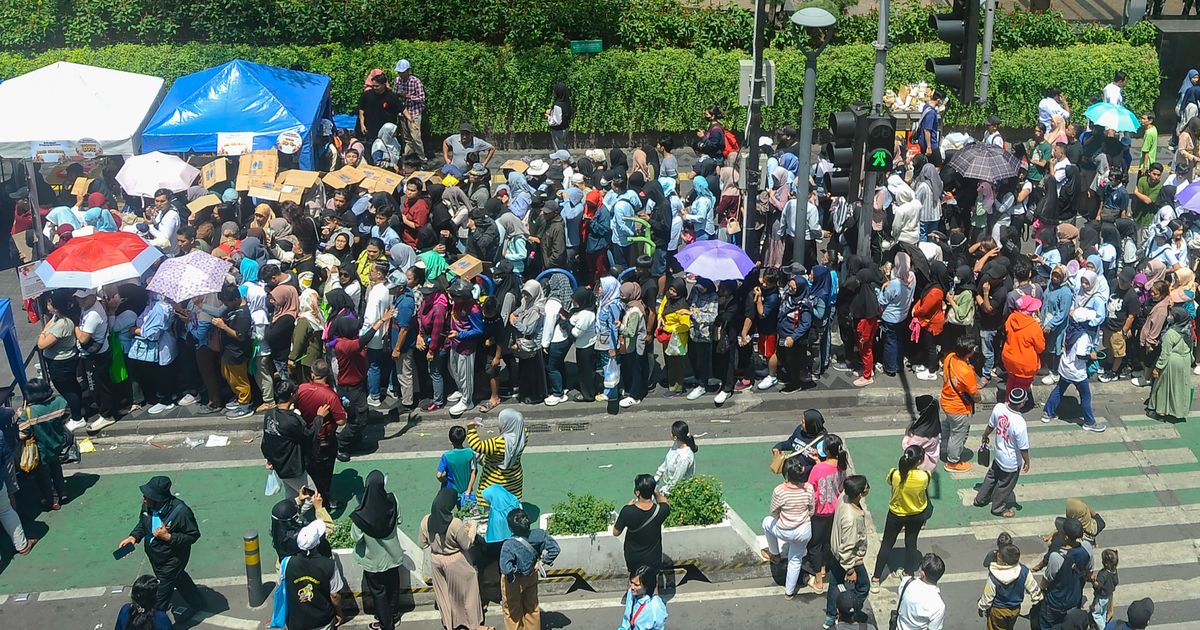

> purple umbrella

[
  {"left": 146, "top": 250, "right": 231, "bottom": 302},
  {"left": 675, "top": 240, "right": 756, "bottom": 281},
  {"left": 1176, "top": 180, "right": 1200, "bottom": 212}
]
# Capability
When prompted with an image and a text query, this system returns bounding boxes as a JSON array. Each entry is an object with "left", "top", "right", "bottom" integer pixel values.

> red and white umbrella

[{"left": 35, "top": 231, "right": 163, "bottom": 289}]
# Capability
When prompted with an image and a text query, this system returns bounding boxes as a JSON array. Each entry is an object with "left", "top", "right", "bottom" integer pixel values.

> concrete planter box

[
  {"left": 538, "top": 503, "right": 767, "bottom": 590},
  {"left": 330, "top": 525, "right": 429, "bottom": 595}
]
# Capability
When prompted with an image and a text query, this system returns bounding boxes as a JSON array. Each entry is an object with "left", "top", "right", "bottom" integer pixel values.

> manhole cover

[{"left": 526, "top": 423, "right": 552, "bottom": 433}]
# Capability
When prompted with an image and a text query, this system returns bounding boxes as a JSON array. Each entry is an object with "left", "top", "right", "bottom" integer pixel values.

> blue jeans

[
  {"left": 824, "top": 563, "right": 869, "bottom": 622},
  {"left": 980, "top": 329, "right": 998, "bottom": 377},
  {"left": 881, "top": 320, "right": 903, "bottom": 374},
  {"left": 366, "top": 347, "right": 391, "bottom": 399},
  {"left": 546, "top": 339, "right": 571, "bottom": 396},
  {"left": 919, "top": 220, "right": 940, "bottom": 242},
  {"left": 1092, "top": 595, "right": 1110, "bottom": 629},
  {"left": 428, "top": 347, "right": 449, "bottom": 404},
  {"left": 1043, "top": 377, "right": 1097, "bottom": 426}
]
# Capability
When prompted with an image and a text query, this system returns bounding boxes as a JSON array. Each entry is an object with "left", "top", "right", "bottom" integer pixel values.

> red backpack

[{"left": 721, "top": 126, "right": 740, "bottom": 159}]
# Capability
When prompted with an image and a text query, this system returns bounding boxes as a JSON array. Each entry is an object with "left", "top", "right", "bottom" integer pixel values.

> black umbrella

[{"left": 947, "top": 143, "right": 1022, "bottom": 183}]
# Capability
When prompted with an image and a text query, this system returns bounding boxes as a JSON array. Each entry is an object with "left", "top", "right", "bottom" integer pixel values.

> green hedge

[
  {"left": 0, "top": 41, "right": 1157, "bottom": 135},
  {"left": 0, "top": 0, "right": 1159, "bottom": 52}
]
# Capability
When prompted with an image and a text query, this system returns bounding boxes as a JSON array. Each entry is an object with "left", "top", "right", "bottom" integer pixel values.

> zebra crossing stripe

[
  {"left": 956, "top": 471, "right": 1200, "bottom": 506},
  {"left": 948, "top": 447, "right": 1196, "bottom": 479},
  {"left": 922, "top": 503, "right": 1200, "bottom": 540},
  {"left": 936, "top": 541, "right": 1191, "bottom": 585}
]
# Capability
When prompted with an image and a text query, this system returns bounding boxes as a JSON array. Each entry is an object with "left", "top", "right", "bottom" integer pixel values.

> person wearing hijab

[
  {"left": 416, "top": 276, "right": 451, "bottom": 411},
  {"left": 349, "top": 470, "right": 404, "bottom": 630},
  {"left": 239, "top": 236, "right": 267, "bottom": 284},
  {"left": 289, "top": 278, "right": 326, "bottom": 384},
  {"left": 657, "top": 278, "right": 692, "bottom": 395},
  {"left": 506, "top": 279, "right": 546, "bottom": 404},
  {"left": 371, "top": 122, "right": 403, "bottom": 169},
  {"left": 911, "top": 261, "right": 948, "bottom": 380},
  {"left": 878, "top": 252, "right": 917, "bottom": 377},
  {"left": 848, "top": 260, "right": 884, "bottom": 386},
  {"left": 808, "top": 265, "right": 834, "bottom": 376},
  {"left": 1147, "top": 305, "right": 1194, "bottom": 420},
  {"left": 889, "top": 178, "right": 921, "bottom": 246},
  {"left": 686, "top": 174, "right": 717, "bottom": 241},
  {"left": 616, "top": 281, "right": 650, "bottom": 408},
  {"left": 419, "top": 491, "right": 484, "bottom": 630},
  {"left": 761, "top": 167, "right": 792, "bottom": 267},
  {"left": 266, "top": 271, "right": 301, "bottom": 383},
  {"left": 777, "top": 274, "right": 816, "bottom": 391},
  {"left": 496, "top": 210, "right": 532, "bottom": 276},
  {"left": 326, "top": 229, "right": 356, "bottom": 271},
  {"left": 1176, "top": 70, "right": 1200, "bottom": 148},
  {"left": 912, "top": 157, "right": 943, "bottom": 241},
  {"left": 83, "top": 205, "right": 118, "bottom": 232},
  {"left": 903, "top": 395, "right": 941, "bottom": 471},
  {"left": 589, "top": 276, "right": 624, "bottom": 401},
  {"left": 466, "top": 409, "right": 527, "bottom": 509}
]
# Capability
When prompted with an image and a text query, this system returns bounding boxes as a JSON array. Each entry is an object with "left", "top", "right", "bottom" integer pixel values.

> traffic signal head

[
  {"left": 864, "top": 115, "right": 895, "bottom": 173},
  {"left": 823, "top": 108, "right": 864, "bottom": 197},
  {"left": 926, "top": 0, "right": 980, "bottom": 103}
]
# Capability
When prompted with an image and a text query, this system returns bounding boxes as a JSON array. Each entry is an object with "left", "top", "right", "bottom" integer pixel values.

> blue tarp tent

[{"left": 141, "top": 60, "right": 332, "bottom": 170}]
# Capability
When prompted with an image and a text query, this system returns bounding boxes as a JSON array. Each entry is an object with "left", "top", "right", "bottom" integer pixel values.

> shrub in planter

[
  {"left": 546, "top": 493, "right": 616, "bottom": 536},
  {"left": 327, "top": 517, "right": 355, "bottom": 550},
  {"left": 664, "top": 475, "right": 725, "bottom": 527}
]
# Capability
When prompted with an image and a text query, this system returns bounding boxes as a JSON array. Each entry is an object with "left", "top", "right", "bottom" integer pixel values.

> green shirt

[
  {"left": 1027, "top": 140, "right": 1052, "bottom": 182},
  {"left": 350, "top": 516, "right": 406, "bottom": 573},
  {"left": 439, "top": 447, "right": 477, "bottom": 495},
  {"left": 1141, "top": 125, "right": 1158, "bottom": 168}
]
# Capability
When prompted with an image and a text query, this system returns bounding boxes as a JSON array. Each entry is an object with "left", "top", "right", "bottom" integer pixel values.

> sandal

[
  {"left": 476, "top": 400, "right": 499, "bottom": 413},
  {"left": 999, "top": 509, "right": 1016, "bottom": 518}
]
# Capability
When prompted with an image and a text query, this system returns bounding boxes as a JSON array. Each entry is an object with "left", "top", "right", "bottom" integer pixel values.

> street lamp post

[{"left": 789, "top": 7, "right": 836, "bottom": 269}]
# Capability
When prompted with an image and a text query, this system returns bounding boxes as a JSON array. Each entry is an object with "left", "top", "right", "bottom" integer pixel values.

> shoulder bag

[
  {"left": 627, "top": 503, "right": 662, "bottom": 534},
  {"left": 888, "top": 575, "right": 915, "bottom": 630}
]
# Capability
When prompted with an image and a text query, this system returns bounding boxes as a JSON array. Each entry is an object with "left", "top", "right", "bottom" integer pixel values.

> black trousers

[
  {"left": 82, "top": 350, "right": 118, "bottom": 418},
  {"left": 45, "top": 357, "right": 84, "bottom": 421},
  {"left": 363, "top": 566, "right": 401, "bottom": 630},
  {"left": 872, "top": 510, "right": 927, "bottom": 579},
  {"left": 128, "top": 358, "right": 170, "bottom": 405},
  {"left": 337, "top": 383, "right": 368, "bottom": 452},
  {"left": 803, "top": 513, "right": 834, "bottom": 577},
  {"left": 153, "top": 558, "right": 205, "bottom": 612},
  {"left": 307, "top": 440, "right": 337, "bottom": 500},
  {"left": 574, "top": 347, "right": 597, "bottom": 400}
]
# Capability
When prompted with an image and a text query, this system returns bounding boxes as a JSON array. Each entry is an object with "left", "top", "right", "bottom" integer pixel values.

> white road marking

[
  {"left": 936, "top": 541, "right": 1192, "bottom": 585},
  {"left": 956, "top": 470, "right": 1200, "bottom": 506},
  {"left": 35, "top": 587, "right": 106, "bottom": 601},
  {"left": 922, "top": 503, "right": 1200, "bottom": 540},
  {"left": 948, "top": 447, "right": 1196, "bottom": 479},
  {"left": 187, "top": 610, "right": 261, "bottom": 629}
]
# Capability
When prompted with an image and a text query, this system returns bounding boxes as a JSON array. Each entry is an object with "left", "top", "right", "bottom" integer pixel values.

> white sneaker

[
  {"left": 224, "top": 400, "right": 240, "bottom": 410},
  {"left": 916, "top": 370, "right": 938, "bottom": 381},
  {"left": 177, "top": 394, "right": 199, "bottom": 406},
  {"left": 1041, "top": 373, "right": 1060, "bottom": 385},
  {"left": 447, "top": 391, "right": 463, "bottom": 403},
  {"left": 1131, "top": 376, "right": 1149, "bottom": 387},
  {"left": 714, "top": 390, "right": 731, "bottom": 405},
  {"left": 1083, "top": 422, "right": 1108, "bottom": 433},
  {"left": 367, "top": 396, "right": 382, "bottom": 408},
  {"left": 65, "top": 419, "right": 87, "bottom": 433},
  {"left": 1041, "top": 415, "right": 1057, "bottom": 424},
  {"left": 619, "top": 396, "right": 639, "bottom": 408},
  {"left": 686, "top": 386, "right": 706, "bottom": 400},
  {"left": 757, "top": 375, "right": 778, "bottom": 390},
  {"left": 913, "top": 365, "right": 928, "bottom": 374},
  {"left": 544, "top": 394, "right": 566, "bottom": 406},
  {"left": 448, "top": 400, "right": 469, "bottom": 416},
  {"left": 88, "top": 416, "right": 116, "bottom": 433},
  {"left": 1193, "top": 365, "right": 1200, "bottom": 376},
  {"left": 147, "top": 403, "right": 175, "bottom": 415}
]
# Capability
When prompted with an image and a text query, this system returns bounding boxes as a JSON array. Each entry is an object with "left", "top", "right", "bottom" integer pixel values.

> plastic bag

[
  {"left": 603, "top": 355, "right": 621, "bottom": 388},
  {"left": 265, "top": 470, "right": 282, "bottom": 496}
]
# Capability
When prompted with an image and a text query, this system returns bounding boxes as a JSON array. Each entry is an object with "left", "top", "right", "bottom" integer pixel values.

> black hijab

[
  {"left": 608, "top": 148, "right": 629, "bottom": 175},
  {"left": 954, "top": 264, "right": 976, "bottom": 294},
  {"left": 483, "top": 197, "right": 504, "bottom": 219},
  {"left": 849, "top": 264, "right": 884, "bottom": 319},
  {"left": 552, "top": 83, "right": 573, "bottom": 128},
  {"left": 664, "top": 278, "right": 689, "bottom": 313},
  {"left": 351, "top": 470, "right": 399, "bottom": 539},
  {"left": 926, "top": 261, "right": 951, "bottom": 294},
  {"left": 325, "top": 288, "right": 356, "bottom": 319},
  {"left": 492, "top": 259, "right": 520, "bottom": 304},
  {"left": 270, "top": 498, "right": 304, "bottom": 559},
  {"left": 427, "top": 487, "right": 458, "bottom": 540},
  {"left": 908, "top": 394, "right": 941, "bottom": 438}
]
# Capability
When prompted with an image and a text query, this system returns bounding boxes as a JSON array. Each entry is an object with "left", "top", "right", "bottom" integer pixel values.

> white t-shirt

[
  {"left": 362, "top": 283, "right": 391, "bottom": 350},
  {"left": 79, "top": 302, "right": 110, "bottom": 354},
  {"left": 988, "top": 403, "right": 1030, "bottom": 473},
  {"left": 1059, "top": 332, "right": 1091, "bottom": 382},
  {"left": 1103, "top": 82, "right": 1123, "bottom": 106},
  {"left": 895, "top": 575, "right": 945, "bottom": 630}
]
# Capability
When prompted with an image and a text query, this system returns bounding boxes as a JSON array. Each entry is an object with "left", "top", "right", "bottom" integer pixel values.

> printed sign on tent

[
  {"left": 276, "top": 130, "right": 303, "bottom": 155},
  {"left": 31, "top": 141, "right": 67, "bottom": 163},
  {"left": 217, "top": 132, "right": 256, "bottom": 157},
  {"left": 75, "top": 138, "right": 102, "bottom": 159}
]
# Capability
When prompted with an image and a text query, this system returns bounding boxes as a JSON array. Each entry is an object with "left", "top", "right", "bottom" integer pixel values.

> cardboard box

[
  {"left": 248, "top": 182, "right": 283, "bottom": 202},
  {"left": 277, "top": 170, "right": 321, "bottom": 188},
  {"left": 322, "top": 166, "right": 365, "bottom": 189},
  {"left": 448, "top": 254, "right": 484, "bottom": 280},
  {"left": 186, "top": 194, "right": 222, "bottom": 214},
  {"left": 201, "top": 158, "right": 229, "bottom": 189},
  {"left": 359, "top": 165, "right": 404, "bottom": 194},
  {"left": 70, "top": 177, "right": 93, "bottom": 197},
  {"left": 235, "top": 150, "right": 279, "bottom": 191}
]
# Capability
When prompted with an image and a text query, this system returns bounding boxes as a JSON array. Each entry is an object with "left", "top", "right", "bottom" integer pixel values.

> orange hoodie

[{"left": 1002, "top": 311, "right": 1045, "bottom": 379}]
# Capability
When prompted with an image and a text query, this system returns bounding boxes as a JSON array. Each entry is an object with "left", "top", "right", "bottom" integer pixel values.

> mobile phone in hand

[{"left": 113, "top": 543, "right": 136, "bottom": 560}]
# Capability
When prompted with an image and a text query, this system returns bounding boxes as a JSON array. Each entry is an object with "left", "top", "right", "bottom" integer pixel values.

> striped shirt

[
  {"left": 769, "top": 482, "right": 814, "bottom": 530},
  {"left": 467, "top": 426, "right": 524, "bottom": 507}
]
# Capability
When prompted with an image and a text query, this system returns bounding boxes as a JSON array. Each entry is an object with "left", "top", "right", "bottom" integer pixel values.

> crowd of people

[{"left": 0, "top": 58, "right": 1195, "bottom": 630}]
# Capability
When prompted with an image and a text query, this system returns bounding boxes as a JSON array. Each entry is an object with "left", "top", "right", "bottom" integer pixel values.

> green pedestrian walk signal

[{"left": 864, "top": 115, "right": 895, "bottom": 173}]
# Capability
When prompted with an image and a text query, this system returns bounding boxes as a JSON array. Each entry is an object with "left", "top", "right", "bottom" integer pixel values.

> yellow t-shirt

[{"left": 886, "top": 467, "right": 930, "bottom": 516}]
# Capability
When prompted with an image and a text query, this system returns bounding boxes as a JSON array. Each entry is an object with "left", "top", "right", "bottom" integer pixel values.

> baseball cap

[
  {"left": 418, "top": 279, "right": 441, "bottom": 295},
  {"left": 459, "top": 122, "right": 474, "bottom": 134},
  {"left": 1126, "top": 598, "right": 1154, "bottom": 628},
  {"left": 570, "top": 173, "right": 585, "bottom": 185},
  {"left": 394, "top": 59, "right": 411, "bottom": 73},
  {"left": 385, "top": 269, "right": 407, "bottom": 290},
  {"left": 73, "top": 289, "right": 96, "bottom": 299},
  {"left": 549, "top": 149, "right": 571, "bottom": 162}
]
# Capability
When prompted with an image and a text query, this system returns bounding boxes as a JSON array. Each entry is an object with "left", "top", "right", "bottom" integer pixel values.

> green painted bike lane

[{"left": 6, "top": 415, "right": 1196, "bottom": 594}]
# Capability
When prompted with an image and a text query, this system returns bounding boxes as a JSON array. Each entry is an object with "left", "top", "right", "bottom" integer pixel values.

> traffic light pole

[
  {"left": 859, "top": 0, "right": 890, "bottom": 261},
  {"left": 793, "top": 47, "right": 821, "bottom": 269},
  {"left": 742, "top": 0, "right": 768, "bottom": 261},
  {"left": 978, "top": 0, "right": 996, "bottom": 105}
]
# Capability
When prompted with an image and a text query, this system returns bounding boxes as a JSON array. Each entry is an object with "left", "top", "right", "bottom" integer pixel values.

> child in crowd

[
  {"left": 1091, "top": 548, "right": 1119, "bottom": 629},
  {"left": 436, "top": 425, "right": 478, "bottom": 504}
]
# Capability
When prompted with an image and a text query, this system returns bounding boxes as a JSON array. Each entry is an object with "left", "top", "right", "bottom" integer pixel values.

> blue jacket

[
  {"left": 1041, "top": 283, "right": 1073, "bottom": 354},
  {"left": 877, "top": 279, "right": 915, "bottom": 325},
  {"left": 586, "top": 204, "right": 613, "bottom": 253},
  {"left": 499, "top": 529, "right": 561, "bottom": 580},
  {"left": 777, "top": 298, "right": 813, "bottom": 342}
]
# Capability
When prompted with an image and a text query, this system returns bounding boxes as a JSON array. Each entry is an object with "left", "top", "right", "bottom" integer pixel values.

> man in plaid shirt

[{"left": 392, "top": 59, "right": 427, "bottom": 163}]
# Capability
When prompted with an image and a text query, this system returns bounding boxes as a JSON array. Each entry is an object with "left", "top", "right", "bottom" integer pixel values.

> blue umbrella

[
  {"left": 675, "top": 240, "right": 756, "bottom": 281},
  {"left": 1084, "top": 102, "right": 1140, "bottom": 132}
]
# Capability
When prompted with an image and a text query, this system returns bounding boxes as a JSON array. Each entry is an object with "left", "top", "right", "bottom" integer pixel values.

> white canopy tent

[{"left": 0, "top": 62, "right": 164, "bottom": 159}]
